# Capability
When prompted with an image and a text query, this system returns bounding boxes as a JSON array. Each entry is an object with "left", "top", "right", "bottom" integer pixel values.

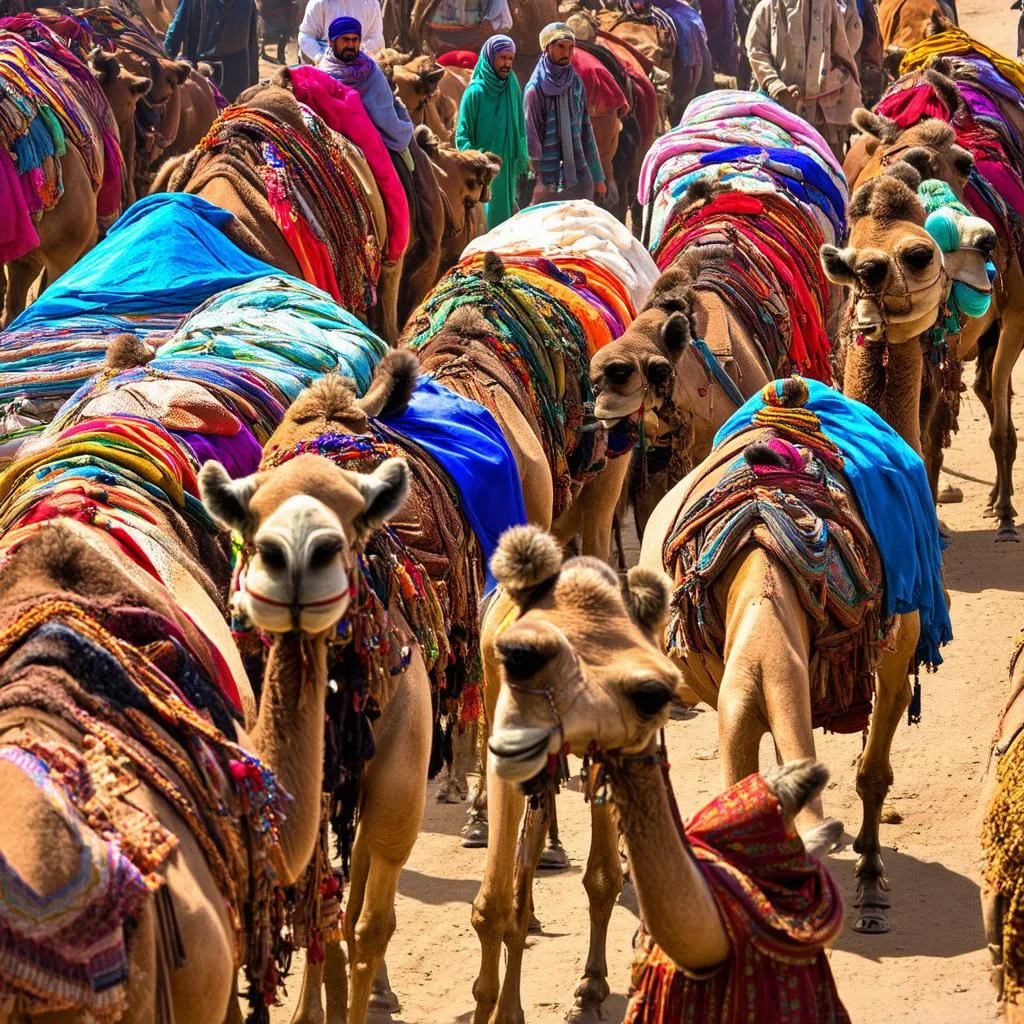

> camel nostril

[
  {"left": 857, "top": 259, "right": 890, "bottom": 290},
  {"left": 308, "top": 537, "right": 343, "bottom": 571},
  {"left": 256, "top": 538, "right": 288, "bottom": 572}
]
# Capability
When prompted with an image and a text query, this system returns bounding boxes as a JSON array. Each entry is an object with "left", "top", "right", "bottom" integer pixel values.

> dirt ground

[{"left": 267, "top": 4, "right": 1019, "bottom": 1021}]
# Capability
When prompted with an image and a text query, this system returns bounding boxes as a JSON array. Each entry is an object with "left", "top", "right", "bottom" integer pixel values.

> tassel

[{"left": 908, "top": 679, "right": 922, "bottom": 725}]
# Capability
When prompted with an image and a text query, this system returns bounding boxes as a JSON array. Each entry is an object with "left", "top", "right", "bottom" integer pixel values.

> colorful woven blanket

[
  {"left": 716, "top": 379, "right": 952, "bottom": 670},
  {"left": 626, "top": 772, "right": 848, "bottom": 1023}
]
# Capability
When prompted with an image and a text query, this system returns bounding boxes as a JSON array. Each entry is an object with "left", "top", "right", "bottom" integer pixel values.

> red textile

[
  {"left": 437, "top": 49, "right": 477, "bottom": 69},
  {"left": 875, "top": 83, "right": 948, "bottom": 125},
  {"left": 572, "top": 49, "right": 629, "bottom": 117},
  {"left": 626, "top": 773, "right": 848, "bottom": 1024},
  {"left": 600, "top": 37, "right": 658, "bottom": 154},
  {"left": 288, "top": 64, "right": 410, "bottom": 262},
  {"left": 0, "top": 146, "right": 40, "bottom": 261}
]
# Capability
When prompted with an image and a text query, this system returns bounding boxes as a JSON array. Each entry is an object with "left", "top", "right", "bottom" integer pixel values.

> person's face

[
  {"left": 331, "top": 32, "right": 361, "bottom": 60},
  {"left": 493, "top": 50, "right": 515, "bottom": 78},
  {"left": 547, "top": 38, "right": 574, "bottom": 65}
]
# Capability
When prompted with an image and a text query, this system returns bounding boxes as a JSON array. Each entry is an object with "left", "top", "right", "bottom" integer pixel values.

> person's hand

[
  {"left": 780, "top": 84, "right": 801, "bottom": 110},
  {"left": 594, "top": 181, "right": 607, "bottom": 198}
]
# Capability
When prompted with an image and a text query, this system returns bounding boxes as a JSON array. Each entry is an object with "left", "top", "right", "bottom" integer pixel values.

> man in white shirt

[{"left": 298, "top": 0, "right": 384, "bottom": 60}]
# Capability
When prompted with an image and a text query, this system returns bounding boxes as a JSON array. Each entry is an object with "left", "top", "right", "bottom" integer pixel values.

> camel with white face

[
  {"left": 821, "top": 167, "right": 997, "bottom": 504},
  {"left": 638, "top": 382, "right": 922, "bottom": 937},
  {"left": 844, "top": 69, "right": 1024, "bottom": 539},
  {"left": 202, "top": 421, "right": 433, "bottom": 1024},
  {"left": 476, "top": 525, "right": 844, "bottom": 1022}
]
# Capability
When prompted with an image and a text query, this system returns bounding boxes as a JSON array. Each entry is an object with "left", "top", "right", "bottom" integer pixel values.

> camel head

[
  {"left": 849, "top": 69, "right": 970, "bottom": 193},
  {"left": 416, "top": 125, "right": 502, "bottom": 207},
  {"left": 200, "top": 453, "right": 410, "bottom": 636},
  {"left": 112, "top": 45, "right": 190, "bottom": 104},
  {"left": 821, "top": 170, "right": 948, "bottom": 342},
  {"left": 385, "top": 55, "right": 445, "bottom": 122},
  {"left": 486, "top": 526, "right": 683, "bottom": 787},
  {"left": 822, "top": 164, "right": 995, "bottom": 341},
  {"left": 591, "top": 246, "right": 723, "bottom": 459},
  {"left": 89, "top": 48, "right": 150, "bottom": 127}
]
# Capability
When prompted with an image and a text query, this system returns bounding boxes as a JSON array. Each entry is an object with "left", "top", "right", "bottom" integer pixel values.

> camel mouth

[
  {"left": 593, "top": 393, "right": 644, "bottom": 424},
  {"left": 488, "top": 726, "right": 556, "bottom": 784}
]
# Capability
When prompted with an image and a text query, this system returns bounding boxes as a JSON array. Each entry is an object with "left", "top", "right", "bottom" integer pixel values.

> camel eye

[
  {"left": 603, "top": 361, "right": 635, "bottom": 387},
  {"left": 309, "top": 538, "right": 343, "bottom": 570},
  {"left": 628, "top": 681, "right": 674, "bottom": 719},
  {"left": 256, "top": 538, "right": 287, "bottom": 572},
  {"left": 497, "top": 639, "right": 555, "bottom": 682},
  {"left": 901, "top": 246, "right": 934, "bottom": 272}
]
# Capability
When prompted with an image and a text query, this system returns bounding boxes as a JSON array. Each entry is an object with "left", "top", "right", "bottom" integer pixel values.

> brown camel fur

[
  {"left": 0, "top": 445, "right": 404, "bottom": 1019},
  {"left": 877, "top": 1, "right": 955, "bottom": 78},
  {"left": 822, "top": 166, "right": 996, "bottom": 509},
  {"left": 203, "top": 413, "right": 432, "bottom": 1024},
  {"left": 844, "top": 89, "right": 1024, "bottom": 538},
  {"left": 481, "top": 526, "right": 842, "bottom": 1019},
  {"left": 980, "top": 640, "right": 1024, "bottom": 1022},
  {"left": 590, "top": 244, "right": 774, "bottom": 539},
  {"left": 639, "top": 402, "right": 920, "bottom": 938}
]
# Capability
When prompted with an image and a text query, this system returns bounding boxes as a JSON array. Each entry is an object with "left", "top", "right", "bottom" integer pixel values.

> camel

[
  {"left": 821, "top": 167, "right": 997, "bottom": 505},
  {"left": 0, "top": 413, "right": 409, "bottom": 1020},
  {"left": 981, "top": 637, "right": 1024, "bottom": 1023},
  {"left": 474, "top": 524, "right": 846, "bottom": 1022},
  {"left": 877, "top": 1, "right": 956, "bottom": 78},
  {"left": 203, "top": 370, "right": 435, "bottom": 1024},
  {"left": 1, "top": 32, "right": 122, "bottom": 325},
  {"left": 637, "top": 375, "right": 927, "bottom": 939},
  {"left": 844, "top": 69, "right": 1024, "bottom": 539}
]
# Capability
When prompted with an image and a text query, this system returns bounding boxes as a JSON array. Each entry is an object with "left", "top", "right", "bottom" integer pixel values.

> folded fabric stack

[
  {"left": 887, "top": 29, "right": 1024, "bottom": 253},
  {"left": 0, "top": 28, "right": 115, "bottom": 262},
  {"left": 637, "top": 90, "right": 847, "bottom": 382}
]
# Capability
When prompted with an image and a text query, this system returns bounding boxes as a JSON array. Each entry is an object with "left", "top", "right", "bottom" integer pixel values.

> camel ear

[
  {"left": 352, "top": 457, "right": 410, "bottom": 531},
  {"left": 951, "top": 144, "right": 974, "bottom": 179},
  {"left": 90, "top": 48, "right": 120, "bottom": 84},
  {"left": 357, "top": 350, "right": 419, "bottom": 419},
  {"left": 128, "top": 73, "right": 152, "bottom": 97},
  {"left": 420, "top": 65, "right": 445, "bottom": 91},
  {"left": 883, "top": 45, "right": 906, "bottom": 79},
  {"left": 883, "top": 161, "right": 922, "bottom": 190},
  {"left": 491, "top": 526, "right": 562, "bottom": 605},
  {"left": 199, "top": 462, "right": 263, "bottom": 534},
  {"left": 172, "top": 60, "right": 192, "bottom": 84},
  {"left": 624, "top": 567, "right": 671, "bottom": 634},
  {"left": 851, "top": 107, "right": 900, "bottom": 144},
  {"left": 820, "top": 245, "right": 858, "bottom": 286},
  {"left": 660, "top": 311, "right": 691, "bottom": 357}
]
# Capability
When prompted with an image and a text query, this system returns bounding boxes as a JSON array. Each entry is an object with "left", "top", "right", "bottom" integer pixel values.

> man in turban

[
  {"left": 298, "top": 0, "right": 384, "bottom": 61},
  {"left": 318, "top": 16, "right": 414, "bottom": 159},
  {"left": 455, "top": 35, "right": 528, "bottom": 228},
  {"left": 165, "top": 0, "right": 258, "bottom": 100},
  {"left": 524, "top": 23, "right": 606, "bottom": 205}
]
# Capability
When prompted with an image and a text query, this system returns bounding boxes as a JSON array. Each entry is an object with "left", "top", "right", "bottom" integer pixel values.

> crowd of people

[{"left": 162, "top": 0, "right": 865, "bottom": 207}]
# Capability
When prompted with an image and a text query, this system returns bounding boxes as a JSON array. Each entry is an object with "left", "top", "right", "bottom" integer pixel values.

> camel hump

[
  {"left": 761, "top": 377, "right": 810, "bottom": 409},
  {"left": 105, "top": 334, "right": 155, "bottom": 371}
]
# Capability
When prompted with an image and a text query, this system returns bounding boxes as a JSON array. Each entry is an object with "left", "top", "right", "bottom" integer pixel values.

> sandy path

[{"left": 268, "top": 4, "right": 1019, "bottom": 1019}]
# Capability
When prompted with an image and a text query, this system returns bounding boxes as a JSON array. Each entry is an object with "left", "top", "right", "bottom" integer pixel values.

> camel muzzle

[{"left": 488, "top": 726, "right": 558, "bottom": 783}]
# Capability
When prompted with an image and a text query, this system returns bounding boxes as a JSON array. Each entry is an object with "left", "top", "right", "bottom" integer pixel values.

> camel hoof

[
  {"left": 936, "top": 484, "right": 963, "bottom": 504},
  {"left": 462, "top": 820, "right": 488, "bottom": 848},
  {"left": 369, "top": 988, "right": 400, "bottom": 1015},
  {"left": 537, "top": 842, "right": 570, "bottom": 872},
  {"left": 937, "top": 518, "right": 952, "bottom": 541},
  {"left": 853, "top": 905, "right": 892, "bottom": 934},
  {"left": 565, "top": 1003, "right": 603, "bottom": 1024},
  {"left": 528, "top": 911, "right": 543, "bottom": 933},
  {"left": 436, "top": 783, "right": 466, "bottom": 804},
  {"left": 996, "top": 523, "right": 1020, "bottom": 543}
]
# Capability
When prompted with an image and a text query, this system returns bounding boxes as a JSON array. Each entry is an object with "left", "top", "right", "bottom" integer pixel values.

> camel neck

[
  {"left": 609, "top": 756, "right": 729, "bottom": 970},
  {"left": 843, "top": 332, "right": 924, "bottom": 454},
  {"left": 250, "top": 632, "right": 328, "bottom": 882}
]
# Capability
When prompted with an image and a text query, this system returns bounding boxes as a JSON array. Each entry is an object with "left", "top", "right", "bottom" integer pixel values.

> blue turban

[{"left": 328, "top": 16, "right": 362, "bottom": 40}]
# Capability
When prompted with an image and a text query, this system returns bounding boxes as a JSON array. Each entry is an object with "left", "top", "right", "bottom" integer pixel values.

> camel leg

[
  {"left": 378, "top": 260, "right": 404, "bottom": 346},
  {"left": 490, "top": 795, "right": 549, "bottom": 1024},
  {"left": 972, "top": 327, "right": 998, "bottom": 513},
  {"left": 852, "top": 611, "right": 918, "bottom": 934},
  {"left": 347, "top": 855, "right": 401, "bottom": 1023},
  {"left": 988, "top": 312, "right": 1024, "bottom": 541},
  {"left": 2, "top": 255, "right": 42, "bottom": 326},
  {"left": 291, "top": 957, "right": 328, "bottom": 1024},
  {"left": 471, "top": 763, "right": 525, "bottom": 1024},
  {"left": 553, "top": 454, "right": 630, "bottom": 562},
  {"left": 566, "top": 799, "right": 623, "bottom": 1024}
]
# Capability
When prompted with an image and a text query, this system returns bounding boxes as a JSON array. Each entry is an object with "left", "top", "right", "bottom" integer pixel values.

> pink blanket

[
  {"left": 288, "top": 65, "right": 410, "bottom": 263},
  {"left": 0, "top": 147, "right": 40, "bottom": 263}
]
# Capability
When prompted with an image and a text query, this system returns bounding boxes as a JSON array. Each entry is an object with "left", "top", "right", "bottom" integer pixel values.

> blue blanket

[
  {"left": 715, "top": 378, "right": 952, "bottom": 668},
  {"left": 383, "top": 376, "right": 527, "bottom": 593},
  {"left": 8, "top": 194, "right": 279, "bottom": 330}
]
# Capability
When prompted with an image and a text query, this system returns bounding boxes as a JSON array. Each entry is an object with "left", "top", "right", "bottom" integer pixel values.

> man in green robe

[{"left": 455, "top": 34, "right": 529, "bottom": 229}]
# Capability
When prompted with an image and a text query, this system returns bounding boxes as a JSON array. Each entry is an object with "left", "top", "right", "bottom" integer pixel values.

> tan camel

[
  {"left": 841, "top": 99, "right": 1024, "bottom": 536},
  {"left": 877, "top": 1, "right": 955, "bottom": 77},
  {"left": 0, "top": 439, "right": 408, "bottom": 1020},
  {"left": 473, "top": 525, "right": 844, "bottom": 1023},
  {"left": 981, "top": 636, "right": 1024, "bottom": 1022},
  {"left": 209, "top": 363, "right": 437, "bottom": 1024},
  {"left": 821, "top": 167, "right": 996, "bottom": 508},
  {"left": 636, "top": 378, "right": 922, "bottom": 939}
]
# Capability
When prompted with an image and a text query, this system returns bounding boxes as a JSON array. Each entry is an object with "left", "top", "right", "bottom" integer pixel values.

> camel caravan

[{"left": 3, "top": 0, "right": 1024, "bottom": 1021}]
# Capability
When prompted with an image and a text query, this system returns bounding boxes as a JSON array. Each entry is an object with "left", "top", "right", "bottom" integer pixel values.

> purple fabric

[
  {"left": 483, "top": 33, "right": 515, "bottom": 65},
  {"left": 328, "top": 15, "right": 361, "bottom": 38},
  {"left": 529, "top": 52, "right": 576, "bottom": 96},
  {"left": 319, "top": 47, "right": 375, "bottom": 86},
  {"left": 173, "top": 425, "right": 263, "bottom": 477}
]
